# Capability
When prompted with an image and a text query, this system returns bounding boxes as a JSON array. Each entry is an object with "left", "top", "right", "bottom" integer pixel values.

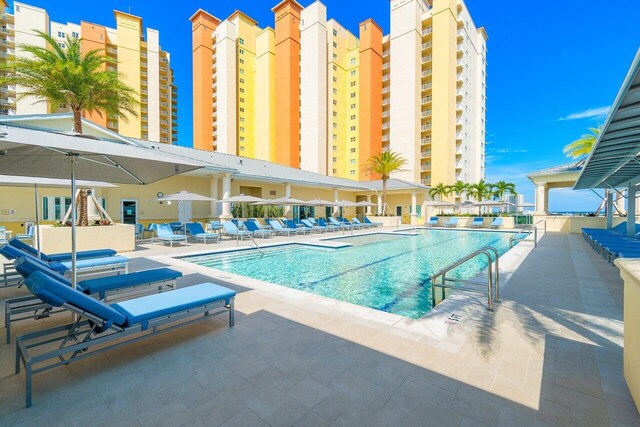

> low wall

[
  {"left": 366, "top": 216, "right": 403, "bottom": 227},
  {"left": 421, "top": 217, "right": 515, "bottom": 229},
  {"left": 534, "top": 215, "right": 625, "bottom": 234},
  {"left": 613, "top": 259, "right": 640, "bottom": 413},
  {"left": 38, "top": 224, "right": 135, "bottom": 254}
]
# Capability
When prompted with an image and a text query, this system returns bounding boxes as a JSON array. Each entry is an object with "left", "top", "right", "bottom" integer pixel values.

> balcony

[
  {"left": 382, "top": 99, "right": 390, "bottom": 106},
  {"left": 382, "top": 123, "right": 390, "bottom": 129},
  {"left": 421, "top": 69, "right": 432, "bottom": 77},
  {"left": 382, "top": 63, "right": 389, "bottom": 69},
  {"left": 422, "top": 41, "right": 432, "bottom": 50},
  {"left": 382, "top": 135, "right": 389, "bottom": 142},
  {"left": 421, "top": 137, "right": 431, "bottom": 145},
  {"left": 421, "top": 178, "right": 431, "bottom": 186},
  {"left": 421, "top": 96, "right": 432, "bottom": 104},
  {"left": 382, "top": 74, "right": 390, "bottom": 82},
  {"left": 421, "top": 124, "right": 432, "bottom": 131},
  {"left": 421, "top": 27, "right": 433, "bottom": 36},
  {"left": 421, "top": 150, "right": 431, "bottom": 158},
  {"left": 421, "top": 110, "right": 432, "bottom": 118},
  {"left": 421, "top": 83, "right": 432, "bottom": 91},
  {"left": 421, "top": 56, "right": 432, "bottom": 64},
  {"left": 382, "top": 111, "right": 390, "bottom": 118},
  {"left": 382, "top": 87, "right": 390, "bottom": 94}
]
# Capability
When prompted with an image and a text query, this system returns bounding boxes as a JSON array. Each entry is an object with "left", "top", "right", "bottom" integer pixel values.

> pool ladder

[
  {"left": 430, "top": 246, "right": 500, "bottom": 311},
  {"left": 509, "top": 219, "right": 546, "bottom": 248}
]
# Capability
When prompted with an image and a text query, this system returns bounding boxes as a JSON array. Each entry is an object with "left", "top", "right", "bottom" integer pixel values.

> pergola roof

[{"left": 574, "top": 49, "right": 640, "bottom": 190}]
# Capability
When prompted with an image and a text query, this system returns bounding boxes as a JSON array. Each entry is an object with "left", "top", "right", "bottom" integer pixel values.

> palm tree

[
  {"left": 492, "top": 181, "right": 516, "bottom": 201},
  {"left": 468, "top": 180, "right": 494, "bottom": 202},
  {"left": 1, "top": 32, "right": 138, "bottom": 225},
  {"left": 562, "top": 126, "right": 602, "bottom": 159},
  {"left": 363, "top": 150, "right": 407, "bottom": 215},
  {"left": 0, "top": 31, "right": 138, "bottom": 135},
  {"left": 429, "top": 183, "right": 450, "bottom": 201},
  {"left": 447, "top": 180, "right": 468, "bottom": 200}
]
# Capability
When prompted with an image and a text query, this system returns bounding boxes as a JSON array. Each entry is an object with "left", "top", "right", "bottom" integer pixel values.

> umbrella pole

[
  {"left": 34, "top": 184, "right": 41, "bottom": 259},
  {"left": 70, "top": 156, "right": 77, "bottom": 291}
]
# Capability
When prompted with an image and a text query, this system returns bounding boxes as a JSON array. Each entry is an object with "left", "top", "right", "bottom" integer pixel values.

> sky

[{"left": 5, "top": 0, "right": 640, "bottom": 211}]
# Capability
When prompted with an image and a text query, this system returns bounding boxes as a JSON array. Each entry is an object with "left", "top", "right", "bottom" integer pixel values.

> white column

[
  {"left": 221, "top": 173, "right": 232, "bottom": 219},
  {"left": 333, "top": 189, "right": 339, "bottom": 215},
  {"left": 628, "top": 185, "right": 637, "bottom": 236},
  {"left": 377, "top": 195, "right": 382, "bottom": 216},
  {"left": 615, "top": 191, "right": 626, "bottom": 216},
  {"left": 209, "top": 175, "right": 219, "bottom": 218},
  {"left": 410, "top": 192, "right": 418, "bottom": 225},
  {"left": 366, "top": 195, "right": 372, "bottom": 215},
  {"left": 606, "top": 191, "right": 613, "bottom": 229},
  {"left": 534, "top": 183, "right": 547, "bottom": 215},
  {"left": 284, "top": 183, "right": 292, "bottom": 216}
]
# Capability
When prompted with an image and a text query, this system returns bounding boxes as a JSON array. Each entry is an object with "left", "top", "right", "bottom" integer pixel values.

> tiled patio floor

[{"left": 0, "top": 230, "right": 639, "bottom": 426}]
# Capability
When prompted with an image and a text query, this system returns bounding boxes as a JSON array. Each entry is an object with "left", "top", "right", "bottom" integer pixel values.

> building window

[
  {"left": 239, "top": 49, "right": 244, "bottom": 54},
  {"left": 350, "top": 115, "right": 356, "bottom": 120},
  {"left": 240, "top": 136, "right": 245, "bottom": 141},
  {"left": 350, "top": 159, "right": 356, "bottom": 164},
  {"left": 332, "top": 29, "right": 337, "bottom": 36},
  {"left": 58, "top": 42, "right": 66, "bottom": 48},
  {"left": 239, "top": 127, "right": 245, "bottom": 132},
  {"left": 42, "top": 196, "right": 72, "bottom": 221},
  {"left": 333, "top": 100, "right": 338, "bottom": 106},
  {"left": 239, "top": 88, "right": 244, "bottom": 93},
  {"left": 350, "top": 148, "right": 356, "bottom": 153},
  {"left": 350, "top": 70, "right": 356, "bottom": 76},
  {"left": 350, "top": 58, "right": 356, "bottom": 65},
  {"left": 350, "top": 93, "right": 356, "bottom": 98},
  {"left": 238, "top": 38, "right": 244, "bottom": 45},
  {"left": 71, "top": 31, "right": 79, "bottom": 38},
  {"left": 239, "top": 107, "right": 245, "bottom": 112},
  {"left": 350, "top": 170, "right": 356, "bottom": 175},
  {"left": 333, "top": 53, "right": 337, "bottom": 60},
  {"left": 333, "top": 111, "right": 337, "bottom": 117},
  {"left": 333, "top": 76, "right": 337, "bottom": 83},
  {"left": 333, "top": 146, "right": 337, "bottom": 151},
  {"left": 350, "top": 126, "right": 356, "bottom": 131},
  {"left": 239, "top": 97, "right": 244, "bottom": 103},
  {"left": 350, "top": 137, "right": 356, "bottom": 142},
  {"left": 57, "top": 31, "right": 65, "bottom": 38},
  {"left": 350, "top": 81, "right": 356, "bottom": 87},
  {"left": 333, "top": 134, "right": 337, "bottom": 140},
  {"left": 350, "top": 104, "right": 356, "bottom": 109},
  {"left": 240, "top": 69, "right": 244, "bottom": 74},
  {"left": 240, "top": 117, "right": 245, "bottom": 122},
  {"left": 333, "top": 42, "right": 337, "bottom": 48},
  {"left": 239, "top": 78, "right": 245, "bottom": 83},
  {"left": 333, "top": 123, "right": 337, "bottom": 129},
  {"left": 239, "top": 58, "right": 244, "bottom": 64},
  {"left": 333, "top": 65, "right": 337, "bottom": 71},
  {"left": 332, "top": 157, "right": 337, "bottom": 162}
]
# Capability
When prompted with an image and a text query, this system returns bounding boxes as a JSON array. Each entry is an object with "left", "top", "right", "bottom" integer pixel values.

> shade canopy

[
  {"left": 575, "top": 49, "right": 640, "bottom": 189},
  {"left": 470, "top": 200, "right": 516, "bottom": 207},
  {"left": 305, "top": 198, "right": 336, "bottom": 206},
  {"left": 334, "top": 200, "right": 358, "bottom": 207},
  {"left": 254, "top": 196, "right": 306, "bottom": 206},
  {"left": 0, "top": 126, "right": 204, "bottom": 184},
  {"left": 424, "top": 200, "right": 456, "bottom": 207},
  {"left": 354, "top": 201, "right": 376, "bottom": 207},
  {"left": 218, "top": 194, "right": 266, "bottom": 203},
  {"left": 156, "top": 190, "right": 216, "bottom": 202},
  {"left": 0, "top": 175, "right": 117, "bottom": 188}
]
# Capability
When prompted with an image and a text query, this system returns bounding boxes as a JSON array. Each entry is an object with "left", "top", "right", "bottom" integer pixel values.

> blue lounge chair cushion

[
  {"left": 112, "top": 283, "right": 236, "bottom": 327},
  {"left": 25, "top": 271, "right": 127, "bottom": 329},
  {"left": 9, "top": 238, "right": 116, "bottom": 262},
  {"left": 59, "top": 255, "right": 128, "bottom": 272},
  {"left": 77, "top": 268, "right": 182, "bottom": 295},
  {"left": 15, "top": 256, "right": 68, "bottom": 283}
]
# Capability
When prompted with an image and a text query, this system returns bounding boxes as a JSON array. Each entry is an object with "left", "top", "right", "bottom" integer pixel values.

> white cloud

[
  {"left": 558, "top": 106, "right": 610, "bottom": 121},
  {"left": 492, "top": 148, "right": 528, "bottom": 154}
]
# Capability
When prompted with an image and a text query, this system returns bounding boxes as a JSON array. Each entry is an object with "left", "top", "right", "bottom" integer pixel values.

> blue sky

[{"left": 6, "top": 0, "right": 640, "bottom": 210}]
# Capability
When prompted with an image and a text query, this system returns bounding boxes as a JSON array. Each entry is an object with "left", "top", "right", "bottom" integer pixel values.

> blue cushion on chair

[
  {"left": 112, "top": 283, "right": 236, "bottom": 327},
  {"left": 9, "top": 238, "right": 117, "bottom": 262},
  {"left": 78, "top": 268, "right": 182, "bottom": 295},
  {"left": 59, "top": 255, "right": 129, "bottom": 272},
  {"left": 25, "top": 272, "right": 127, "bottom": 329}
]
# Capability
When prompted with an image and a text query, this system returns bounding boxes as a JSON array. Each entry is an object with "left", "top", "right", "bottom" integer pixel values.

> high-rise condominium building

[
  {"left": 192, "top": 0, "right": 486, "bottom": 185},
  {"left": 0, "top": 1, "right": 177, "bottom": 144}
]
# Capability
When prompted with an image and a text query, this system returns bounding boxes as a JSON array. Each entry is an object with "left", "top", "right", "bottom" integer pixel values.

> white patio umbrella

[
  {"left": 0, "top": 175, "right": 117, "bottom": 258},
  {"left": 218, "top": 194, "right": 267, "bottom": 219},
  {"left": 334, "top": 200, "right": 358, "bottom": 207},
  {"left": 305, "top": 198, "right": 336, "bottom": 206},
  {"left": 354, "top": 201, "right": 376, "bottom": 207},
  {"left": 469, "top": 200, "right": 515, "bottom": 215},
  {"left": 156, "top": 191, "right": 216, "bottom": 224},
  {"left": 253, "top": 196, "right": 307, "bottom": 220},
  {"left": 155, "top": 190, "right": 216, "bottom": 202},
  {"left": 0, "top": 126, "right": 205, "bottom": 289}
]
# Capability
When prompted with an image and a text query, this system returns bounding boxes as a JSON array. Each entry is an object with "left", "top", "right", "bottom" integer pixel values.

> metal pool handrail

[
  {"left": 509, "top": 219, "right": 546, "bottom": 248},
  {"left": 430, "top": 245, "right": 500, "bottom": 311}
]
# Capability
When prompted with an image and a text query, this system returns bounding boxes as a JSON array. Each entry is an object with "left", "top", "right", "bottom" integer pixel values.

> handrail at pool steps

[
  {"left": 430, "top": 245, "right": 500, "bottom": 311},
  {"left": 509, "top": 219, "right": 545, "bottom": 248}
]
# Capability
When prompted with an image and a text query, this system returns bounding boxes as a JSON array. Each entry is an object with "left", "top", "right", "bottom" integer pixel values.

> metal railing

[
  {"left": 431, "top": 246, "right": 500, "bottom": 311},
  {"left": 509, "top": 219, "right": 546, "bottom": 248}
]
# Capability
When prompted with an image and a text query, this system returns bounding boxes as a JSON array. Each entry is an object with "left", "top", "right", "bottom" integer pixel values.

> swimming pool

[{"left": 181, "top": 229, "right": 515, "bottom": 319}]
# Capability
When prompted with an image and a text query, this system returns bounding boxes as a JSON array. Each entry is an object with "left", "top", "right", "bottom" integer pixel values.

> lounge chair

[
  {"left": 318, "top": 218, "right": 339, "bottom": 231},
  {"left": 268, "top": 220, "right": 298, "bottom": 236},
  {"left": 169, "top": 222, "right": 184, "bottom": 233},
  {"left": 15, "top": 224, "right": 34, "bottom": 242},
  {"left": 425, "top": 217, "right": 439, "bottom": 227},
  {"left": 9, "top": 238, "right": 117, "bottom": 263},
  {"left": 286, "top": 219, "right": 311, "bottom": 235},
  {"left": 6, "top": 256, "right": 181, "bottom": 343},
  {"left": 329, "top": 217, "right": 349, "bottom": 230},
  {"left": 1, "top": 244, "right": 128, "bottom": 278},
  {"left": 340, "top": 217, "right": 361, "bottom": 229},
  {"left": 185, "top": 222, "right": 219, "bottom": 244},
  {"left": 156, "top": 224, "right": 189, "bottom": 247},
  {"left": 245, "top": 220, "right": 274, "bottom": 238},
  {"left": 144, "top": 223, "right": 157, "bottom": 240},
  {"left": 490, "top": 217, "right": 503, "bottom": 229},
  {"left": 470, "top": 217, "right": 484, "bottom": 228},
  {"left": 351, "top": 218, "right": 371, "bottom": 229},
  {"left": 16, "top": 270, "right": 235, "bottom": 407},
  {"left": 308, "top": 217, "right": 318, "bottom": 225},
  {"left": 134, "top": 224, "right": 144, "bottom": 241},
  {"left": 301, "top": 219, "right": 326, "bottom": 233},
  {"left": 364, "top": 217, "right": 383, "bottom": 227},
  {"left": 444, "top": 217, "right": 459, "bottom": 228},
  {"left": 222, "top": 221, "right": 251, "bottom": 240}
]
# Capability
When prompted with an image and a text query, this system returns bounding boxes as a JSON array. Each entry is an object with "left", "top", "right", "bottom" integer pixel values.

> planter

[
  {"left": 367, "top": 216, "right": 403, "bottom": 227},
  {"left": 37, "top": 223, "right": 135, "bottom": 254}
]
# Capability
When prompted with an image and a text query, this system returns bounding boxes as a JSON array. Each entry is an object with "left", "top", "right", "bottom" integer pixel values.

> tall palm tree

[
  {"left": 0, "top": 31, "right": 138, "bottom": 134},
  {"left": 363, "top": 150, "right": 407, "bottom": 215},
  {"left": 492, "top": 181, "right": 516, "bottom": 201},
  {"left": 447, "top": 180, "right": 468, "bottom": 200},
  {"left": 468, "top": 179, "right": 493, "bottom": 202},
  {"left": 562, "top": 126, "right": 602, "bottom": 159},
  {"left": 0, "top": 32, "right": 138, "bottom": 225},
  {"left": 429, "top": 183, "right": 450, "bottom": 201}
]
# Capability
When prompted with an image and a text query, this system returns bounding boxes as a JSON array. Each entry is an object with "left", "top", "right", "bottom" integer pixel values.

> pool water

[{"left": 182, "top": 229, "right": 514, "bottom": 319}]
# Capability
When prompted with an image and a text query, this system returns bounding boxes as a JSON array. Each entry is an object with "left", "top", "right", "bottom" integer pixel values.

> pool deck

[{"left": 1, "top": 227, "right": 639, "bottom": 426}]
